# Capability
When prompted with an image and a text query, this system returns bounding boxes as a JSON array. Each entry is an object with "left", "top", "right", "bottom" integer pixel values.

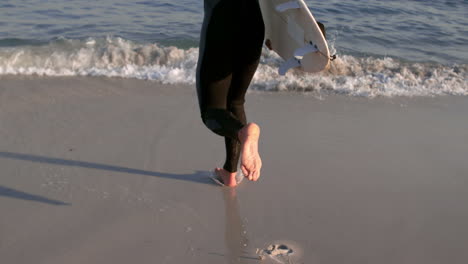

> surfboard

[{"left": 259, "top": 0, "right": 332, "bottom": 75}]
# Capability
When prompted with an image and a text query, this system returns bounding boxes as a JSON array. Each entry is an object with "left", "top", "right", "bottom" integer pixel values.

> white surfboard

[{"left": 259, "top": 0, "right": 332, "bottom": 75}]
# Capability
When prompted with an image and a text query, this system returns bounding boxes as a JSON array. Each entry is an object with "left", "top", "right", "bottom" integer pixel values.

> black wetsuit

[{"left": 196, "top": 0, "right": 265, "bottom": 173}]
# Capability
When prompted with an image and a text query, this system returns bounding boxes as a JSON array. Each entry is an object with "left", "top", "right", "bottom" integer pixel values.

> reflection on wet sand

[{"left": 222, "top": 188, "right": 258, "bottom": 263}]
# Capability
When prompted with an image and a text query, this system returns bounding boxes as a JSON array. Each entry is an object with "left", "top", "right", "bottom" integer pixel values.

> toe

[
  {"left": 252, "top": 170, "right": 260, "bottom": 181},
  {"left": 241, "top": 166, "right": 249, "bottom": 178}
]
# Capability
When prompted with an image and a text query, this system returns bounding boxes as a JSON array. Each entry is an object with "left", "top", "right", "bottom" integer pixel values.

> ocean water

[{"left": 0, "top": 0, "right": 467, "bottom": 97}]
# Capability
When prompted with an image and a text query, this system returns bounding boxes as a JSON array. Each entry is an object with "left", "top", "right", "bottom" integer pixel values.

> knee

[
  {"left": 200, "top": 108, "right": 243, "bottom": 139},
  {"left": 201, "top": 109, "right": 223, "bottom": 133},
  {"left": 201, "top": 108, "right": 229, "bottom": 134}
]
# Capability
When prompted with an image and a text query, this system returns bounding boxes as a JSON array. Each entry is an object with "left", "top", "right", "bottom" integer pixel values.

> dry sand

[{"left": 1, "top": 76, "right": 468, "bottom": 264}]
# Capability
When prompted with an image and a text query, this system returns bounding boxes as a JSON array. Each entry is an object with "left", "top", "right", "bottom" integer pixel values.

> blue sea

[{"left": 0, "top": 0, "right": 467, "bottom": 97}]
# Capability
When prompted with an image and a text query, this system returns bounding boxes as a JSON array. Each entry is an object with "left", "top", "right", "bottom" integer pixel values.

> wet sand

[{"left": 1, "top": 76, "right": 468, "bottom": 264}]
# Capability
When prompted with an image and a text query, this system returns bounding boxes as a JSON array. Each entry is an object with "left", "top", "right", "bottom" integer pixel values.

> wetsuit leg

[
  {"left": 197, "top": 0, "right": 242, "bottom": 140},
  {"left": 197, "top": 0, "right": 265, "bottom": 172},
  {"left": 223, "top": 1, "right": 265, "bottom": 172}
]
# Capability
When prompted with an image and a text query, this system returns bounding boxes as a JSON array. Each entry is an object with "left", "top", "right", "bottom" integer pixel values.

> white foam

[
  {"left": 0, "top": 37, "right": 466, "bottom": 97},
  {"left": 255, "top": 49, "right": 468, "bottom": 97},
  {"left": 0, "top": 37, "right": 198, "bottom": 84}
]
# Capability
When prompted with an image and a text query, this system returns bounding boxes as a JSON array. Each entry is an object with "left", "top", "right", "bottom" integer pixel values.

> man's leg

[
  {"left": 219, "top": 0, "right": 265, "bottom": 184},
  {"left": 197, "top": 0, "right": 247, "bottom": 186},
  {"left": 197, "top": 0, "right": 245, "bottom": 140}
]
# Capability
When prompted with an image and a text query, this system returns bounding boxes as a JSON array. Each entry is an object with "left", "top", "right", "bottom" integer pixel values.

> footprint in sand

[
  {"left": 265, "top": 244, "right": 294, "bottom": 256},
  {"left": 258, "top": 244, "right": 295, "bottom": 262}
]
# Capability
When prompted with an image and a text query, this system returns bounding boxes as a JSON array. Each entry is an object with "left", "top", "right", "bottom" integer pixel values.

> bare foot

[
  {"left": 238, "top": 123, "right": 262, "bottom": 181},
  {"left": 215, "top": 168, "right": 238, "bottom": 187}
]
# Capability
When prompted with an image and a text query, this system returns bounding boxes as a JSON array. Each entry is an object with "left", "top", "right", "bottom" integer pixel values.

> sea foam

[{"left": 1, "top": 37, "right": 466, "bottom": 97}]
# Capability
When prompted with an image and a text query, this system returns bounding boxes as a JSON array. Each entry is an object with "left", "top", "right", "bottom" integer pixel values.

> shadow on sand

[
  {"left": 0, "top": 151, "right": 216, "bottom": 205},
  {"left": 0, "top": 151, "right": 215, "bottom": 186},
  {"left": 0, "top": 185, "right": 70, "bottom": 206}
]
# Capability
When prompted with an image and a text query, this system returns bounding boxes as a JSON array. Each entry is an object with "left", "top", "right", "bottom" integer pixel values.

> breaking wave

[{"left": 0, "top": 37, "right": 466, "bottom": 97}]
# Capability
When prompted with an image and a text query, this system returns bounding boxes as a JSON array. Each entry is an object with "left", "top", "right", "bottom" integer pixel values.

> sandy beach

[{"left": 1, "top": 76, "right": 467, "bottom": 264}]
